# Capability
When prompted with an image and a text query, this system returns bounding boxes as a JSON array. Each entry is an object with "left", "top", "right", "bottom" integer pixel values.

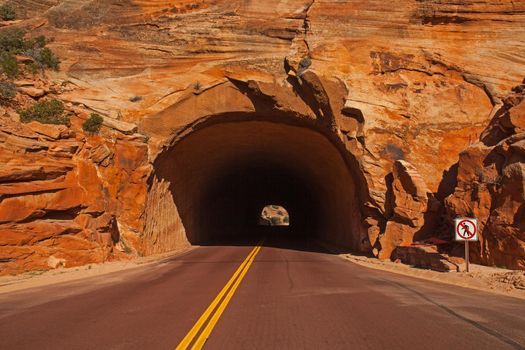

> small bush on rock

[
  {"left": 0, "top": 4, "right": 15, "bottom": 21},
  {"left": 26, "top": 46, "right": 60, "bottom": 71},
  {"left": 0, "top": 28, "right": 25, "bottom": 52},
  {"left": 26, "top": 62, "right": 39, "bottom": 74},
  {"left": 0, "top": 28, "right": 60, "bottom": 76},
  {"left": 28, "top": 35, "right": 47, "bottom": 49},
  {"left": 19, "top": 99, "right": 68, "bottom": 125},
  {"left": 82, "top": 113, "right": 104, "bottom": 133},
  {"left": 0, "top": 51, "right": 18, "bottom": 77},
  {"left": 0, "top": 80, "right": 15, "bottom": 103},
  {"left": 39, "top": 47, "right": 60, "bottom": 70}
]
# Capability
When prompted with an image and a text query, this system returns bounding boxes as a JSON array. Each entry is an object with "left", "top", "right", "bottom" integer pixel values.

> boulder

[{"left": 377, "top": 160, "right": 439, "bottom": 259}]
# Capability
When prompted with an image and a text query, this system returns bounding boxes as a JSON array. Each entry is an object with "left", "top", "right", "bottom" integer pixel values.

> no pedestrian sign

[{"left": 455, "top": 218, "right": 478, "bottom": 241}]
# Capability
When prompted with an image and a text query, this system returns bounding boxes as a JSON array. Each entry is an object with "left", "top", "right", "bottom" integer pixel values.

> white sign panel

[{"left": 455, "top": 218, "right": 478, "bottom": 241}]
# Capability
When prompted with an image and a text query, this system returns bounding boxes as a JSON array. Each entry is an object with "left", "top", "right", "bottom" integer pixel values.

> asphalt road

[{"left": 1, "top": 235, "right": 525, "bottom": 350}]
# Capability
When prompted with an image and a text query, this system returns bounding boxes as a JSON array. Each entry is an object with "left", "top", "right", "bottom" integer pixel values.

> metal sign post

[
  {"left": 455, "top": 218, "right": 478, "bottom": 273},
  {"left": 465, "top": 240, "right": 469, "bottom": 272}
]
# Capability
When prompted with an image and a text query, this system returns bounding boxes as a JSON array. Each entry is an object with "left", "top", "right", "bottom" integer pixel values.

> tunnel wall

[
  {"left": 145, "top": 119, "right": 364, "bottom": 253},
  {"left": 142, "top": 178, "right": 189, "bottom": 255}
]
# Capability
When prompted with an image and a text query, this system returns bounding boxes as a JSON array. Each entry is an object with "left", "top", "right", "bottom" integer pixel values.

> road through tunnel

[{"left": 144, "top": 119, "right": 364, "bottom": 253}]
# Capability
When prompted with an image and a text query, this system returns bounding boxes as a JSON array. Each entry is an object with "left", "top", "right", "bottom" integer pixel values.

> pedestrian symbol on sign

[{"left": 455, "top": 218, "right": 478, "bottom": 241}]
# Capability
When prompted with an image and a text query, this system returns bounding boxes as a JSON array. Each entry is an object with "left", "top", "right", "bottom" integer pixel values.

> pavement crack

[
  {"left": 280, "top": 249, "right": 295, "bottom": 290},
  {"left": 285, "top": 259, "right": 295, "bottom": 291}
]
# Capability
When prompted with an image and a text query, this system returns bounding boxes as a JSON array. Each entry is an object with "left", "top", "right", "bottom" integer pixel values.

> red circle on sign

[{"left": 456, "top": 219, "right": 477, "bottom": 239}]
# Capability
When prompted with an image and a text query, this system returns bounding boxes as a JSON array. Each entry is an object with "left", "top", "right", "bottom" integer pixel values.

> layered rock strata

[{"left": 0, "top": 0, "right": 524, "bottom": 274}]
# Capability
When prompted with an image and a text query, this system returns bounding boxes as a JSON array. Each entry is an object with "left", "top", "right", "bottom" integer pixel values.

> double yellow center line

[{"left": 175, "top": 241, "right": 264, "bottom": 350}]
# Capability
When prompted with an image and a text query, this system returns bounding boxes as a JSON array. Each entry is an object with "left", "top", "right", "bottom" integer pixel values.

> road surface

[{"left": 1, "top": 236, "right": 524, "bottom": 350}]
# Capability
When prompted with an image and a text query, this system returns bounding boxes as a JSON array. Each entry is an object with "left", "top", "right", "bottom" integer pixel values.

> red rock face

[
  {"left": 446, "top": 86, "right": 525, "bottom": 269},
  {"left": 0, "top": 0, "right": 524, "bottom": 274},
  {"left": 377, "top": 160, "right": 441, "bottom": 259},
  {"left": 0, "top": 116, "right": 149, "bottom": 275}
]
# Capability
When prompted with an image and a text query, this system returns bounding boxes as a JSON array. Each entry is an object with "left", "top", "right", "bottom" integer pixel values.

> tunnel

[{"left": 145, "top": 119, "right": 364, "bottom": 253}]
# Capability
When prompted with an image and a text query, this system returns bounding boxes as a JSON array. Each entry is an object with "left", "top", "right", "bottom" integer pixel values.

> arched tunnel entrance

[{"left": 145, "top": 119, "right": 364, "bottom": 253}]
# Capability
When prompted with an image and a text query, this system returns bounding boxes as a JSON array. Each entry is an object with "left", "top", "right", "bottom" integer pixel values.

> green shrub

[
  {"left": 19, "top": 99, "right": 68, "bottom": 125},
  {"left": 0, "top": 4, "right": 15, "bottom": 21},
  {"left": 22, "top": 46, "right": 60, "bottom": 72},
  {"left": 0, "top": 80, "right": 15, "bottom": 102},
  {"left": 27, "top": 62, "right": 39, "bottom": 74},
  {"left": 82, "top": 113, "right": 103, "bottom": 133},
  {"left": 0, "top": 51, "right": 18, "bottom": 77},
  {"left": 0, "top": 28, "right": 59, "bottom": 74},
  {"left": 29, "top": 35, "right": 47, "bottom": 49},
  {"left": 36, "top": 47, "right": 60, "bottom": 70},
  {"left": 0, "top": 27, "right": 25, "bottom": 52}
]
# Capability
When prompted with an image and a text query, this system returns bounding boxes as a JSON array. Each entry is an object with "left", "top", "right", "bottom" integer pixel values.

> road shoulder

[
  {"left": 0, "top": 246, "right": 194, "bottom": 295},
  {"left": 339, "top": 252, "right": 525, "bottom": 300}
]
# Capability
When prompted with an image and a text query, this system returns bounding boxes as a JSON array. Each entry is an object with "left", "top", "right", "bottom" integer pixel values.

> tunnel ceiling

[{"left": 150, "top": 119, "right": 364, "bottom": 250}]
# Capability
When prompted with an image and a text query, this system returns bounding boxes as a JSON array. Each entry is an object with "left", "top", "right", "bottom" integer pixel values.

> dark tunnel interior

[
  {"left": 200, "top": 161, "right": 321, "bottom": 241},
  {"left": 149, "top": 120, "right": 363, "bottom": 252}
]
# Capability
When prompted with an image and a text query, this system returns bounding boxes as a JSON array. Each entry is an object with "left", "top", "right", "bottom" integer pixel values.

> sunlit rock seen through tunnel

[{"left": 259, "top": 205, "right": 290, "bottom": 227}]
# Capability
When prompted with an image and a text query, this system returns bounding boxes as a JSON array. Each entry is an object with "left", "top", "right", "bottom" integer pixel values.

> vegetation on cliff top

[
  {"left": 0, "top": 26, "right": 61, "bottom": 105},
  {"left": 18, "top": 98, "right": 68, "bottom": 125},
  {"left": 0, "top": 28, "right": 60, "bottom": 75}
]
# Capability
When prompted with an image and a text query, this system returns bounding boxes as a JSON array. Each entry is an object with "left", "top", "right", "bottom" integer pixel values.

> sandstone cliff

[{"left": 0, "top": 0, "right": 524, "bottom": 274}]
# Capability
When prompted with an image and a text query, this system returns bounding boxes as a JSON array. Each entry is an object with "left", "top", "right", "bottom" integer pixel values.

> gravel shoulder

[
  {"left": 340, "top": 253, "right": 525, "bottom": 300},
  {"left": 0, "top": 247, "right": 194, "bottom": 295}
]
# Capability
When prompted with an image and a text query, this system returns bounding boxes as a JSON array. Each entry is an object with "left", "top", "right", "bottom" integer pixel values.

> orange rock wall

[
  {"left": 1, "top": 0, "right": 524, "bottom": 273},
  {"left": 0, "top": 115, "right": 150, "bottom": 274}
]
